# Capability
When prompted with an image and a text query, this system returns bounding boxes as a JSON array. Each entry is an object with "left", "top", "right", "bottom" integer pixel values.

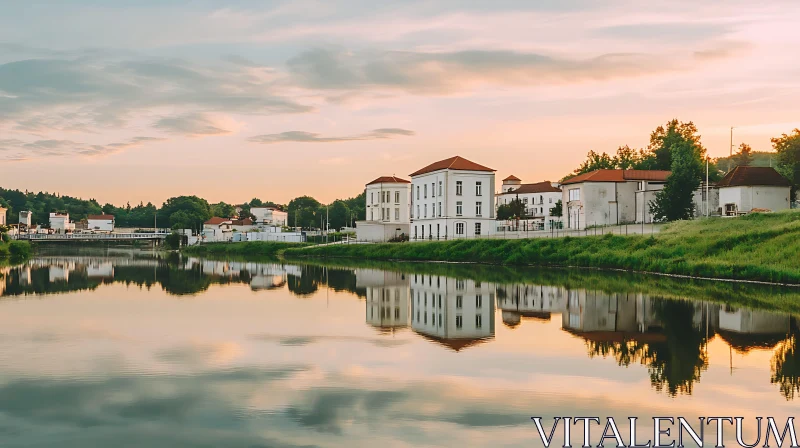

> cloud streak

[
  {"left": 153, "top": 113, "right": 232, "bottom": 137},
  {"left": 248, "top": 128, "right": 415, "bottom": 144},
  {"left": 0, "top": 136, "right": 167, "bottom": 161}
]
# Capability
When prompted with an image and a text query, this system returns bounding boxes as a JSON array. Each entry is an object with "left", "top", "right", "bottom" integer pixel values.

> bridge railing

[{"left": 18, "top": 233, "right": 168, "bottom": 240}]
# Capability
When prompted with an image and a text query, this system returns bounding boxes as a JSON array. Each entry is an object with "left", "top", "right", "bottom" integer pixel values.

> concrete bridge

[{"left": 16, "top": 233, "right": 169, "bottom": 243}]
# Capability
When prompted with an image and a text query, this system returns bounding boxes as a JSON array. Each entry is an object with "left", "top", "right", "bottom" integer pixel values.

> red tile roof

[
  {"left": 415, "top": 332, "right": 491, "bottom": 352},
  {"left": 503, "top": 175, "right": 521, "bottom": 181},
  {"left": 366, "top": 176, "right": 411, "bottom": 185},
  {"left": 87, "top": 214, "right": 114, "bottom": 220},
  {"left": 204, "top": 217, "right": 231, "bottom": 225},
  {"left": 561, "top": 169, "right": 671, "bottom": 185},
  {"left": 716, "top": 166, "right": 792, "bottom": 188},
  {"left": 498, "top": 181, "right": 561, "bottom": 195},
  {"left": 231, "top": 218, "right": 253, "bottom": 225},
  {"left": 410, "top": 156, "right": 495, "bottom": 177}
]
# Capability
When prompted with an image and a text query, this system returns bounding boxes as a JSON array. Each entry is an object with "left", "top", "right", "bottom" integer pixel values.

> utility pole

[
  {"left": 728, "top": 126, "right": 735, "bottom": 173},
  {"left": 706, "top": 157, "right": 710, "bottom": 217}
]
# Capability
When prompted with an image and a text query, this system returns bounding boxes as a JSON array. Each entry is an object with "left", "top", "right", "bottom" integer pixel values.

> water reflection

[{"left": 1, "top": 253, "right": 799, "bottom": 404}]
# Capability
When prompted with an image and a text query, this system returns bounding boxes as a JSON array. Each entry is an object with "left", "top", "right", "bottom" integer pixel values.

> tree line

[{"left": 0, "top": 189, "right": 367, "bottom": 232}]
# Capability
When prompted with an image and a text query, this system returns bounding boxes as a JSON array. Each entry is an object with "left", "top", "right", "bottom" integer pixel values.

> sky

[{"left": 2, "top": 0, "right": 800, "bottom": 206}]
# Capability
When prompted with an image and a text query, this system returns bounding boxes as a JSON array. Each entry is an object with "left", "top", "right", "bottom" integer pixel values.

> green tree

[
  {"left": 497, "top": 197, "right": 526, "bottom": 220},
  {"left": 158, "top": 196, "right": 212, "bottom": 230},
  {"left": 772, "top": 129, "right": 800, "bottom": 202},
  {"left": 210, "top": 202, "right": 236, "bottom": 218},
  {"left": 327, "top": 200, "right": 350, "bottom": 230},
  {"left": 650, "top": 139, "right": 703, "bottom": 222},
  {"left": 732, "top": 143, "right": 754, "bottom": 167},
  {"left": 550, "top": 200, "right": 562, "bottom": 218},
  {"left": 287, "top": 196, "right": 322, "bottom": 229},
  {"left": 648, "top": 119, "right": 704, "bottom": 171}
]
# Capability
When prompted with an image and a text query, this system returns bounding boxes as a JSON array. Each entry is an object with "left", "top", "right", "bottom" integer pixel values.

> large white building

[
  {"left": 410, "top": 273, "right": 495, "bottom": 351},
  {"left": 251, "top": 207, "right": 287, "bottom": 226},
  {"left": 496, "top": 176, "right": 563, "bottom": 230},
  {"left": 49, "top": 212, "right": 74, "bottom": 233},
  {"left": 717, "top": 166, "right": 792, "bottom": 216},
  {"left": 410, "top": 156, "right": 496, "bottom": 240},
  {"left": 87, "top": 214, "right": 115, "bottom": 232},
  {"left": 560, "top": 169, "right": 670, "bottom": 230},
  {"left": 356, "top": 176, "right": 411, "bottom": 242}
]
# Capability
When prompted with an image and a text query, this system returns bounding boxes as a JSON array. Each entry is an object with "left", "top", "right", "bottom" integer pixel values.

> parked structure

[
  {"left": 560, "top": 169, "right": 670, "bottom": 230},
  {"left": 87, "top": 214, "right": 115, "bottom": 232},
  {"left": 251, "top": 207, "right": 287, "bottom": 226},
  {"left": 410, "top": 156, "right": 496, "bottom": 240},
  {"left": 717, "top": 166, "right": 792, "bottom": 216},
  {"left": 496, "top": 176, "right": 563, "bottom": 230},
  {"left": 49, "top": 212, "right": 75, "bottom": 233},
  {"left": 356, "top": 176, "right": 411, "bottom": 242}
]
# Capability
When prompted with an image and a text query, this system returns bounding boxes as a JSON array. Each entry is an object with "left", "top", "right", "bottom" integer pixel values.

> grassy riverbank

[{"left": 284, "top": 211, "right": 800, "bottom": 284}]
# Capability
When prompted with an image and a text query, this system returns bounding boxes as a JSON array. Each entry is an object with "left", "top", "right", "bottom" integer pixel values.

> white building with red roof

[
  {"left": 409, "top": 156, "right": 496, "bottom": 240},
  {"left": 356, "top": 175, "right": 411, "bottom": 242},
  {"left": 496, "top": 176, "right": 563, "bottom": 230},
  {"left": 87, "top": 214, "right": 115, "bottom": 232}
]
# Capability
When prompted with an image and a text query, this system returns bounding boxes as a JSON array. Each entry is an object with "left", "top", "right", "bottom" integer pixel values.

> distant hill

[{"left": 714, "top": 151, "right": 779, "bottom": 171}]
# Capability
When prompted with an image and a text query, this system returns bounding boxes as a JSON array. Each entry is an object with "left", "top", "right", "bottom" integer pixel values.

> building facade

[
  {"left": 0, "top": 206, "right": 6, "bottom": 226},
  {"left": 49, "top": 212, "right": 74, "bottom": 233},
  {"left": 251, "top": 207, "right": 287, "bottom": 226},
  {"left": 356, "top": 176, "right": 411, "bottom": 242},
  {"left": 410, "top": 156, "right": 496, "bottom": 240},
  {"left": 87, "top": 214, "right": 115, "bottom": 232},
  {"left": 560, "top": 170, "right": 670, "bottom": 230},
  {"left": 358, "top": 269, "right": 411, "bottom": 330},
  {"left": 717, "top": 166, "right": 792, "bottom": 215},
  {"left": 496, "top": 177, "right": 563, "bottom": 230}
]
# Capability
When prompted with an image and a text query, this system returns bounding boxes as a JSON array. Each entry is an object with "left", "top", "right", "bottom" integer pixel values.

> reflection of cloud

[
  {"left": 251, "top": 334, "right": 408, "bottom": 348},
  {"left": 155, "top": 341, "right": 243, "bottom": 366},
  {"left": 247, "top": 128, "right": 415, "bottom": 144}
]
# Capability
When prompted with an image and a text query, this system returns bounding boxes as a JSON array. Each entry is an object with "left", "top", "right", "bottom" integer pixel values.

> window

[
  {"left": 370, "top": 192, "right": 374, "bottom": 204},
  {"left": 438, "top": 181, "right": 442, "bottom": 196},
  {"left": 416, "top": 311, "right": 420, "bottom": 322},
  {"left": 424, "top": 204, "right": 427, "bottom": 218},
  {"left": 456, "top": 201, "right": 463, "bottom": 216},
  {"left": 456, "top": 315, "right": 463, "bottom": 329},
  {"left": 416, "top": 186, "right": 420, "bottom": 200},
  {"left": 381, "top": 208, "right": 385, "bottom": 220},
  {"left": 424, "top": 293, "right": 427, "bottom": 306},
  {"left": 424, "top": 184, "right": 427, "bottom": 199},
  {"left": 540, "top": 195, "right": 544, "bottom": 204},
  {"left": 523, "top": 198, "right": 528, "bottom": 204},
  {"left": 437, "top": 202, "right": 442, "bottom": 217},
  {"left": 475, "top": 222, "right": 481, "bottom": 235},
  {"left": 438, "top": 295, "right": 442, "bottom": 308},
  {"left": 456, "top": 222, "right": 465, "bottom": 235},
  {"left": 394, "top": 208, "right": 399, "bottom": 220},
  {"left": 432, "top": 183, "right": 435, "bottom": 198},
  {"left": 438, "top": 314, "right": 443, "bottom": 327},
  {"left": 395, "top": 308, "right": 400, "bottom": 319},
  {"left": 456, "top": 181, "right": 463, "bottom": 195},
  {"left": 414, "top": 226, "right": 417, "bottom": 238},
  {"left": 476, "top": 181, "right": 482, "bottom": 196},
  {"left": 550, "top": 197, "right": 553, "bottom": 203},
  {"left": 476, "top": 202, "right": 482, "bottom": 217},
  {"left": 424, "top": 312, "right": 427, "bottom": 324},
  {"left": 569, "top": 189, "right": 580, "bottom": 201},
  {"left": 416, "top": 205, "right": 420, "bottom": 218},
  {"left": 395, "top": 191, "right": 400, "bottom": 203},
  {"left": 456, "top": 279, "right": 465, "bottom": 290},
  {"left": 456, "top": 295, "right": 463, "bottom": 308},
  {"left": 476, "top": 295, "right": 482, "bottom": 308},
  {"left": 476, "top": 314, "right": 482, "bottom": 328}
]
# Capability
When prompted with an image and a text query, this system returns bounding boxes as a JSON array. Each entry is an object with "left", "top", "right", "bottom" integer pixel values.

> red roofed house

[
  {"left": 560, "top": 169, "right": 671, "bottom": 229},
  {"left": 356, "top": 175, "right": 411, "bottom": 242},
  {"left": 410, "top": 156, "right": 496, "bottom": 240},
  {"left": 497, "top": 176, "right": 563, "bottom": 230},
  {"left": 87, "top": 214, "right": 115, "bottom": 232},
  {"left": 717, "top": 166, "right": 792, "bottom": 216}
]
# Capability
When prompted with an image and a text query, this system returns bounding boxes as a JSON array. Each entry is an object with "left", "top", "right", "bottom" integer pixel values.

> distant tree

[
  {"left": 210, "top": 202, "right": 236, "bottom": 218},
  {"left": 287, "top": 196, "right": 322, "bottom": 229},
  {"left": 771, "top": 335, "right": 800, "bottom": 400},
  {"left": 497, "top": 197, "right": 526, "bottom": 220},
  {"left": 772, "top": 129, "right": 800, "bottom": 202},
  {"left": 650, "top": 139, "right": 703, "bottom": 222},
  {"left": 496, "top": 204, "right": 512, "bottom": 220},
  {"left": 732, "top": 143, "right": 754, "bottom": 167},
  {"left": 158, "top": 196, "right": 212, "bottom": 231},
  {"left": 249, "top": 198, "right": 264, "bottom": 207},
  {"left": 550, "top": 199, "right": 562, "bottom": 218},
  {"left": 327, "top": 200, "right": 350, "bottom": 230}
]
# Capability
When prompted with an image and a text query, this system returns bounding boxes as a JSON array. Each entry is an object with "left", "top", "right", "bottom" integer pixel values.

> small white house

[
  {"left": 356, "top": 175, "right": 411, "bottom": 242},
  {"left": 410, "top": 155, "right": 496, "bottom": 240},
  {"left": 496, "top": 176, "right": 563, "bottom": 230},
  {"left": 18, "top": 211, "right": 32, "bottom": 230},
  {"left": 251, "top": 207, "right": 288, "bottom": 226},
  {"left": 87, "top": 214, "right": 115, "bottom": 232},
  {"left": 0, "top": 206, "right": 6, "bottom": 227},
  {"left": 202, "top": 217, "right": 233, "bottom": 241},
  {"left": 49, "top": 212, "right": 75, "bottom": 233},
  {"left": 560, "top": 169, "right": 671, "bottom": 230},
  {"left": 717, "top": 166, "right": 792, "bottom": 216}
]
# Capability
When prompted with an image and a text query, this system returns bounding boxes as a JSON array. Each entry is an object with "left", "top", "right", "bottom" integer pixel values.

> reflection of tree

[
  {"left": 587, "top": 299, "right": 708, "bottom": 396},
  {"left": 771, "top": 331, "right": 800, "bottom": 400}
]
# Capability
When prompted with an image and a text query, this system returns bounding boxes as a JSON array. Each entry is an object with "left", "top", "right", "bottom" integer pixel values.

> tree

[
  {"left": 550, "top": 200, "right": 562, "bottom": 217},
  {"left": 648, "top": 119, "right": 704, "bottom": 171},
  {"left": 772, "top": 129, "right": 800, "bottom": 202},
  {"left": 210, "top": 202, "right": 236, "bottom": 218},
  {"left": 567, "top": 146, "right": 655, "bottom": 180},
  {"left": 287, "top": 196, "right": 322, "bottom": 229},
  {"left": 732, "top": 143, "right": 754, "bottom": 167},
  {"left": 497, "top": 197, "right": 526, "bottom": 220},
  {"left": 158, "top": 196, "right": 212, "bottom": 231},
  {"left": 327, "top": 200, "right": 350, "bottom": 230},
  {"left": 650, "top": 139, "right": 703, "bottom": 222}
]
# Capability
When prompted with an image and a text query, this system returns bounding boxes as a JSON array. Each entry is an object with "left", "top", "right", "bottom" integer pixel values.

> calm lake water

[{"left": 0, "top": 250, "right": 798, "bottom": 447}]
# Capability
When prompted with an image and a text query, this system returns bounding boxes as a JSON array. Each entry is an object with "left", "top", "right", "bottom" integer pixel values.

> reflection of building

[
  {"left": 86, "top": 262, "right": 114, "bottom": 278},
  {"left": 718, "top": 307, "right": 790, "bottom": 352},
  {"left": 562, "top": 291, "right": 666, "bottom": 342},
  {"left": 48, "top": 264, "right": 71, "bottom": 282},
  {"left": 496, "top": 284, "right": 567, "bottom": 327},
  {"left": 410, "top": 273, "right": 495, "bottom": 350},
  {"left": 358, "top": 269, "right": 411, "bottom": 330},
  {"left": 250, "top": 275, "right": 287, "bottom": 290}
]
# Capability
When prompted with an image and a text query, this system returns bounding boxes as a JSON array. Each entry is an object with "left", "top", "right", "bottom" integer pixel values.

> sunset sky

[{"left": 2, "top": 0, "right": 799, "bottom": 206}]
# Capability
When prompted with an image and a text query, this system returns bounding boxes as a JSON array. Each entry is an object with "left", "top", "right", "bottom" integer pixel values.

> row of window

[
  {"left": 372, "top": 208, "right": 401, "bottom": 221},
  {"left": 370, "top": 190, "right": 402, "bottom": 205},
  {"left": 413, "top": 275, "right": 483, "bottom": 290},
  {"left": 416, "top": 293, "right": 483, "bottom": 309},
  {"left": 415, "top": 222, "right": 481, "bottom": 238},
  {"left": 414, "top": 201, "right": 483, "bottom": 218},
  {"left": 416, "top": 311, "right": 482, "bottom": 329},
  {"left": 416, "top": 180, "right": 482, "bottom": 200}
]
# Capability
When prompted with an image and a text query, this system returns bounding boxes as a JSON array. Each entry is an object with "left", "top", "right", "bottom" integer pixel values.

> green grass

[
  {"left": 182, "top": 241, "right": 311, "bottom": 258},
  {"left": 284, "top": 211, "right": 800, "bottom": 284}
]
